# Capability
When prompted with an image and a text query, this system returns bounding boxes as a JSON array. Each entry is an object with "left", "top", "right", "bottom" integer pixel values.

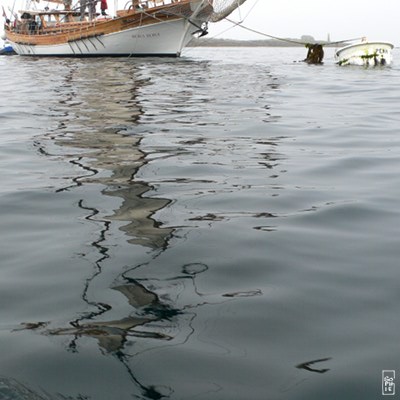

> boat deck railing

[
  {"left": 139, "top": 0, "right": 185, "bottom": 7},
  {"left": 4, "top": 0, "right": 194, "bottom": 37}
]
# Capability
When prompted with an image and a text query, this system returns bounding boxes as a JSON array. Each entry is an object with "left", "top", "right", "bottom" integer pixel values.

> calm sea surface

[{"left": 1, "top": 46, "right": 400, "bottom": 399}]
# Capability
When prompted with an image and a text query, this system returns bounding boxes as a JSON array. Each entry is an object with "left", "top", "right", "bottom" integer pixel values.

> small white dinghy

[{"left": 335, "top": 39, "right": 394, "bottom": 66}]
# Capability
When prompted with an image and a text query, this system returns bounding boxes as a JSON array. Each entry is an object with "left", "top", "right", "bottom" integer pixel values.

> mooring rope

[{"left": 224, "top": 17, "right": 364, "bottom": 47}]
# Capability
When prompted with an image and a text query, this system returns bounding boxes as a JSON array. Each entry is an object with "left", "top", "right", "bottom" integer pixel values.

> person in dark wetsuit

[{"left": 304, "top": 43, "right": 324, "bottom": 64}]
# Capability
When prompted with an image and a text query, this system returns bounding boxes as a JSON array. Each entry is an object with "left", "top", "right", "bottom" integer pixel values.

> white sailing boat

[
  {"left": 335, "top": 39, "right": 394, "bottom": 66},
  {"left": 2, "top": 0, "right": 247, "bottom": 56}
]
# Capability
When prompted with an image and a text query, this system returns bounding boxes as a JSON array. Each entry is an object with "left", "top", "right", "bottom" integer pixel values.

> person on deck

[
  {"left": 89, "top": 0, "right": 97, "bottom": 20},
  {"left": 100, "top": 0, "right": 108, "bottom": 15},
  {"left": 80, "top": 0, "right": 97, "bottom": 20},
  {"left": 80, "top": 0, "right": 87, "bottom": 20},
  {"left": 63, "top": 0, "right": 72, "bottom": 11},
  {"left": 132, "top": 0, "right": 141, "bottom": 9}
]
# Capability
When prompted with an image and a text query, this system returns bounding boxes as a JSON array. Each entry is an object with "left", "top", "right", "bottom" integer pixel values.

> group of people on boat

[
  {"left": 62, "top": 0, "right": 109, "bottom": 19},
  {"left": 4, "top": 0, "right": 189, "bottom": 37},
  {"left": 79, "top": 0, "right": 108, "bottom": 21},
  {"left": 6, "top": 0, "right": 110, "bottom": 34},
  {"left": 79, "top": 0, "right": 108, "bottom": 19}
]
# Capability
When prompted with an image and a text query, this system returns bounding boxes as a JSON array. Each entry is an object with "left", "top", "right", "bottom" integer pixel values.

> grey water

[{"left": 0, "top": 46, "right": 400, "bottom": 400}]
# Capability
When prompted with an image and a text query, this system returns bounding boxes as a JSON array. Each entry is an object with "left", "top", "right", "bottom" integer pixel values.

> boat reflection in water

[
  {"left": 23, "top": 59, "right": 184, "bottom": 398},
  {"left": 47, "top": 60, "right": 174, "bottom": 250},
  {"left": 16, "top": 59, "right": 263, "bottom": 399}
]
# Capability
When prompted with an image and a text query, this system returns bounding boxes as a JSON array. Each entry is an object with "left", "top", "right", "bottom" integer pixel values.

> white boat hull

[
  {"left": 11, "top": 18, "right": 199, "bottom": 57},
  {"left": 335, "top": 41, "right": 394, "bottom": 66}
]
